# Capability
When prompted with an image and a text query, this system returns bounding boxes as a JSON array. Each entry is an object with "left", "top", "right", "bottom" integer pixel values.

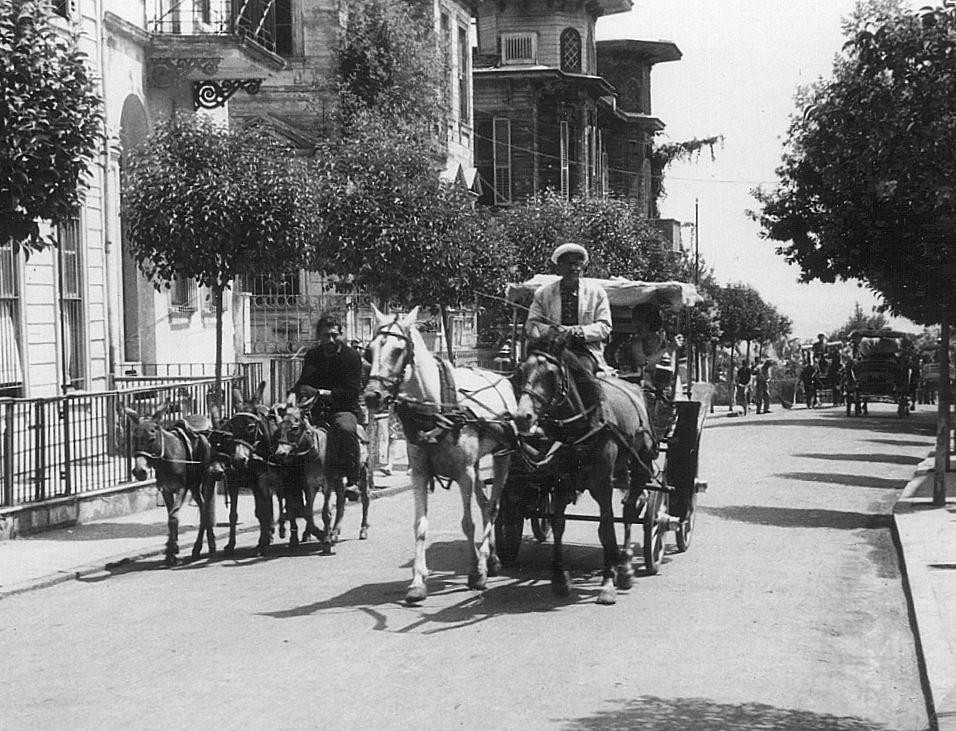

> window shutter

[{"left": 493, "top": 117, "right": 512, "bottom": 205}]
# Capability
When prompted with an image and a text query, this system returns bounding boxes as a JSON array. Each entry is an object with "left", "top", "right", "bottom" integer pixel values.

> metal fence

[
  {"left": 0, "top": 375, "right": 246, "bottom": 508},
  {"left": 115, "top": 362, "right": 263, "bottom": 400}
]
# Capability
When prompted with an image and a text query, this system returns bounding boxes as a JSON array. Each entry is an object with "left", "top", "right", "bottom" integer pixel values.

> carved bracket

[
  {"left": 149, "top": 57, "right": 222, "bottom": 88},
  {"left": 193, "top": 79, "right": 263, "bottom": 109}
]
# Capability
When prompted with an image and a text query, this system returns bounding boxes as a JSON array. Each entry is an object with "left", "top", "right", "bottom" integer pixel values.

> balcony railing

[{"left": 149, "top": 0, "right": 279, "bottom": 54}]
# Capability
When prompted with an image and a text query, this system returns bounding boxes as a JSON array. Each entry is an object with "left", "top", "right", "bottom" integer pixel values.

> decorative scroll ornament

[
  {"left": 149, "top": 57, "right": 222, "bottom": 88},
  {"left": 192, "top": 79, "right": 263, "bottom": 109}
]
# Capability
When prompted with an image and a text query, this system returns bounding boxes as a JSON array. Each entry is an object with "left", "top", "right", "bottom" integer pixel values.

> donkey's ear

[
  {"left": 209, "top": 403, "right": 222, "bottom": 429},
  {"left": 121, "top": 406, "right": 140, "bottom": 424},
  {"left": 371, "top": 303, "right": 388, "bottom": 327},
  {"left": 255, "top": 381, "right": 266, "bottom": 403},
  {"left": 285, "top": 392, "right": 297, "bottom": 408},
  {"left": 401, "top": 306, "right": 420, "bottom": 327},
  {"left": 153, "top": 402, "right": 170, "bottom": 421},
  {"left": 232, "top": 388, "right": 245, "bottom": 406}
]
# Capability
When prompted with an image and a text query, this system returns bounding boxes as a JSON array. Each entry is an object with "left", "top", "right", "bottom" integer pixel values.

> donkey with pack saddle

[
  {"left": 362, "top": 305, "right": 517, "bottom": 604},
  {"left": 121, "top": 402, "right": 217, "bottom": 565},
  {"left": 265, "top": 392, "right": 372, "bottom": 551}
]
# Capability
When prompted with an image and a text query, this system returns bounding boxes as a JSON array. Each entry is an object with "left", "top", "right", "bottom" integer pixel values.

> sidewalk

[
  {"left": 893, "top": 456, "right": 956, "bottom": 731},
  {"left": 0, "top": 468, "right": 412, "bottom": 599}
]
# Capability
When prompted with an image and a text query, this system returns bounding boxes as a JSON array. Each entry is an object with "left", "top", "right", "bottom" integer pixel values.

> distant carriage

[{"left": 843, "top": 330, "right": 913, "bottom": 417}]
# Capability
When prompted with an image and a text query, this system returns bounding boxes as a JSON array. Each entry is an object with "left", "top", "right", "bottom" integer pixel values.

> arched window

[{"left": 560, "top": 28, "right": 582, "bottom": 73}]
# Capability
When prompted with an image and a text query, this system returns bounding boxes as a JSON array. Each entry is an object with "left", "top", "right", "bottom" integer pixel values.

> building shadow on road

[
  {"left": 558, "top": 695, "right": 896, "bottom": 730},
  {"left": 701, "top": 505, "right": 891, "bottom": 531},
  {"left": 865, "top": 437, "right": 935, "bottom": 448},
  {"left": 27, "top": 522, "right": 172, "bottom": 541},
  {"left": 706, "top": 413, "right": 935, "bottom": 438},
  {"left": 794, "top": 452, "right": 923, "bottom": 466},
  {"left": 775, "top": 471, "right": 905, "bottom": 490}
]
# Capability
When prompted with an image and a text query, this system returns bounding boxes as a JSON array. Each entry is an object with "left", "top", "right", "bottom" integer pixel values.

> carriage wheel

[
  {"left": 674, "top": 490, "right": 697, "bottom": 553},
  {"left": 495, "top": 493, "right": 524, "bottom": 565},
  {"left": 643, "top": 489, "right": 668, "bottom": 575},
  {"left": 530, "top": 491, "right": 552, "bottom": 542}
]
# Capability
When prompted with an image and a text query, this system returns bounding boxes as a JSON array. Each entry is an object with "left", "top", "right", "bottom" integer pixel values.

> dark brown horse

[
  {"left": 513, "top": 344, "right": 658, "bottom": 605},
  {"left": 122, "top": 403, "right": 217, "bottom": 565}
]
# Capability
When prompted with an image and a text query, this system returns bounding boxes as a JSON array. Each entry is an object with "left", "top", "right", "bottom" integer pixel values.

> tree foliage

[
  {"left": 312, "top": 118, "right": 501, "bottom": 313},
  {"left": 336, "top": 0, "right": 440, "bottom": 133},
  {"left": 828, "top": 302, "right": 889, "bottom": 342},
  {"left": 713, "top": 283, "right": 791, "bottom": 348},
  {"left": 753, "top": 1, "right": 956, "bottom": 325},
  {"left": 0, "top": 0, "right": 101, "bottom": 252},
  {"left": 122, "top": 114, "right": 319, "bottom": 397}
]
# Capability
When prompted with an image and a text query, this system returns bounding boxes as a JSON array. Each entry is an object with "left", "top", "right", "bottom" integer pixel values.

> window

[
  {"left": 58, "top": 219, "right": 86, "bottom": 391},
  {"left": 274, "top": 0, "right": 293, "bottom": 56},
  {"left": 53, "top": 0, "right": 76, "bottom": 20},
  {"left": 560, "top": 28, "right": 582, "bottom": 73},
  {"left": 493, "top": 117, "right": 512, "bottom": 205},
  {"left": 458, "top": 25, "right": 470, "bottom": 122},
  {"left": 0, "top": 242, "right": 22, "bottom": 397},
  {"left": 169, "top": 275, "right": 197, "bottom": 312},
  {"left": 441, "top": 13, "right": 452, "bottom": 107},
  {"left": 560, "top": 121, "right": 570, "bottom": 200},
  {"left": 501, "top": 32, "right": 536, "bottom": 65}
]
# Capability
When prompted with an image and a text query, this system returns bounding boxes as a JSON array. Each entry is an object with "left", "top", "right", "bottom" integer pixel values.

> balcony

[{"left": 147, "top": 0, "right": 286, "bottom": 96}]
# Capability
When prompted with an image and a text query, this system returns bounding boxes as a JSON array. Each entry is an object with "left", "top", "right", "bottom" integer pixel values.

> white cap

[{"left": 551, "top": 243, "right": 589, "bottom": 265}]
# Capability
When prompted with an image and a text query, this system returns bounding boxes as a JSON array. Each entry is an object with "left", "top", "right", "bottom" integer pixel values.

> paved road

[{"left": 0, "top": 403, "right": 935, "bottom": 729}]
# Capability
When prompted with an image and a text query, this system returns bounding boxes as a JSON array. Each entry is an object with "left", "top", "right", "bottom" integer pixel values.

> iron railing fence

[
  {"left": 148, "top": 0, "right": 278, "bottom": 53},
  {"left": 115, "top": 362, "right": 263, "bottom": 399},
  {"left": 0, "top": 376, "right": 247, "bottom": 508}
]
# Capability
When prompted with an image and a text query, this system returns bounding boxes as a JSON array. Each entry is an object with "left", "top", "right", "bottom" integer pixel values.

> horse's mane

[{"left": 559, "top": 348, "right": 604, "bottom": 408}]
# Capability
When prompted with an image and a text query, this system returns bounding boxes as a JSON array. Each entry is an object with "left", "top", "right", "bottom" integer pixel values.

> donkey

[
  {"left": 362, "top": 305, "right": 517, "bottom": 604},
  {"left": 268, "top": 394, "right": 372, "bottom": 549},
  {"left": 122, "top": 402, "right": 217, "bottom": 565},
  {"left": 206, "top": 383, "right": 285, "bottom": 554},
  {"left": 513, "top": 344, "right": 659, "bottom": 605}
]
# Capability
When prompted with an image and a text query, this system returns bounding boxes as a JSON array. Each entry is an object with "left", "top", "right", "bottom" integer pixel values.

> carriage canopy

[
  {"left": 505, "top": 276, "right": 703, "bottom": 311},
  {"left": 848, "top": 330, "right": 912, "bottom": 359}
]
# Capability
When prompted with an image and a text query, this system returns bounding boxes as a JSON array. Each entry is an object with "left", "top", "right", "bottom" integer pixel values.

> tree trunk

[
  {"left": 440, "top": 305, "right": 454, "bottom": 362},
  {"left": 213, "top": 284, "right": 224, "bottom": 424},
  {"left": 933, "top": 318, "right": 951, "bottom": 505}
]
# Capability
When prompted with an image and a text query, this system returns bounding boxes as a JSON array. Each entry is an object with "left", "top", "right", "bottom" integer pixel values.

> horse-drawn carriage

[
  {"left": 493, "top": 276, "right": 712, "bottom": 582},
  {"left": 843, "top": 329, "right": 913, "bottom": 417}
]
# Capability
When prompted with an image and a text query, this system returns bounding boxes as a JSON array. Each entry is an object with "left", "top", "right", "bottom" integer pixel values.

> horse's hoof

[
  {"left": 289, "top": 535, "right": 299, "bottom": 548},
  {"left": 487, "top": 555, "right": 502, "bottom": 577},
  {"left": 468, "top": 572, "right": 487, "bottom": 591},
  {"left": 406, "top": 585, "right": 427, "bottom": 604},
  {"left": 616, "top": 571, "right": 633, "bottom": 591},
  {"left": 359, "top": 527, "right": 369, "bottom": 540},
  {"left": 330, "top": 529, "right": 340, "bottom": 545},
  {"left": 164, "top": 555, "right": 178, "bottom": 567},
  {"left": 597, "top": 585, "right": 617, "bottom": 605},
  {"left": 321, "top": 541, "right": 334, "bottom": 556},
  {"left": 279, "top": 527, "right": 287, "bottom": 539},
  {"left": 551, "top": 571, "right": 571, "bottom": 597},
  {"left": 224, "top": 544, "right": 235, "bottom": 556}
]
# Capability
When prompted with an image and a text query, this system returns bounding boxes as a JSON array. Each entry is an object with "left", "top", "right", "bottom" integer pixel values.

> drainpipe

[{"left": 97, "top": 0, "right": 117, "bottom": 386}]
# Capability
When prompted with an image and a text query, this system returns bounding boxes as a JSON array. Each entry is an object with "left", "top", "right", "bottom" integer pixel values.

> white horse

[{"left": 363, "top": 306, "right": 517, "bottom": 604}]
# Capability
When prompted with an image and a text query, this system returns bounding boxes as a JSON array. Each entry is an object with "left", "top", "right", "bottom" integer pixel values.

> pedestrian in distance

[
  {"left": 755, "top": 359, "right": 773, "bottom": 414},
  {"left": 735, "top": 358, "right": 753, "bottom": 415},
  {"left": 292, "top": 314, "right": 364, "bottom": 500},
  {"left": 800, "top": 358, "right": 819, "bottom": 409}
]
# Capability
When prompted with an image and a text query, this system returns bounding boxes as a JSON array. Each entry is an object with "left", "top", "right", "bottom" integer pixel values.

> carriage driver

[
  {"left": 525, "top": 242, "right": 612, "bottom": 372},
  {"left": 292, "top": 314, "right": 363, "bottom": 499}
]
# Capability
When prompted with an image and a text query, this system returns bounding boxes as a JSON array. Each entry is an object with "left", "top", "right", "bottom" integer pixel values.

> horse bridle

[
  {"left": 132, "top": 421, "right": 169, "bottom": 463},
  {"left": 211, "top": 410, "right": 272, "bottom": 464},
  {"left": 365, "top": 321, "right": 416, "bottom": 403}
]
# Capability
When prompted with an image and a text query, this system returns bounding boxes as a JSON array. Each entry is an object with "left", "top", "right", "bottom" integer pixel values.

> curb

[
  {"left": 0, "top": 481, "right": 411, "bottom": 601},
  {"left": 892, "top": 452, "right": 956, "bottom": 731}
]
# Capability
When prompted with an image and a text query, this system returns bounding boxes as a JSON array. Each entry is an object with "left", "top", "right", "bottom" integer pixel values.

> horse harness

[{"left": 134, "top": 421, "right": 209, "bottom": 470}]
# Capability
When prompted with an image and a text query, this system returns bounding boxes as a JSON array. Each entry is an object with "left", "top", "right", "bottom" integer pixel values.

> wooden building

[{"left": 471, "top": 0, "right": 680, "bottom": 215}]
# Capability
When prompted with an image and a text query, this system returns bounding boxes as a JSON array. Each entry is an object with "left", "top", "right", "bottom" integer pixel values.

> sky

[{"left": 596, "top": 0, "right": 924, "bottom": 340}]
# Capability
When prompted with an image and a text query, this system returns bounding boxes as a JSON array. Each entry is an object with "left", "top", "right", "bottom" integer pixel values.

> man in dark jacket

[{"left": 292, "top": 314, "right": 363, "bottom": 496}]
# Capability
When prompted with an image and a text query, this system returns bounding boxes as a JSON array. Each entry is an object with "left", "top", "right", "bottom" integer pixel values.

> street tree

[
  {"left": 752, "top": 0, "right": 956, "bottom": 501},
  {"left": 1, "top": 0, "right": 101, "bottom": 252},
  {"left": 122, "top": 113, "right": 319, "bottom": 402},
  {"left": 828, "top": 302, "right": 889, "bottom": 343}
]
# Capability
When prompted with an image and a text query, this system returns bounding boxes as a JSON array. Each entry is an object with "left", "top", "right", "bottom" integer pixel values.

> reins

[{"left": 133, "top": 424, "right": 207, "bottom": 466}]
